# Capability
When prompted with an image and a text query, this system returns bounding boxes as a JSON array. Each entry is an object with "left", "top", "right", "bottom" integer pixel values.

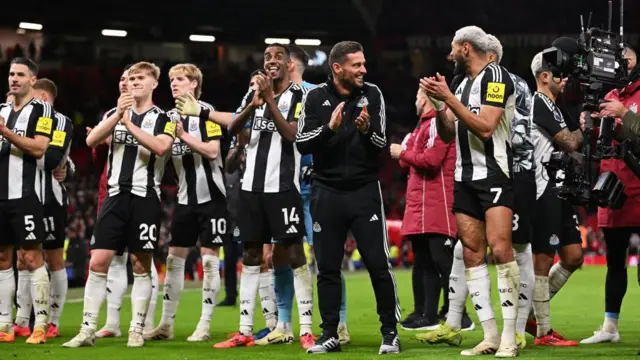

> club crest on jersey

[
  {"left": 471, "top": 82, "right": 480, "bottom": 95},
  {"left": 356, "top": 96, "right": 369, "bottom": 108},
  {"left": 252, "top": 116, "right": 277, "bottom": 132},
  {"left": 553, "top": 109, "right": 564, "bottom": 122},
  {"left": 313, "top": 222, "right": 322, "bottom": 233},
  {"left": 278, "top": 100, "right": 290, "bottom": 112},
  {"left": 141, "top": 117, "right": 154, "bottom": 129},
  {"left": 630, "top": 103, "right": 638, "bottom": 114},
  {"left": 17, "top": 112, "right": 29, "bottom": 123},
  {"left": 549, "top": 234, "right": 559, "bottom": 246},
  {"left": 233, "top": 226, "right": 240, "bottom": 237},
  {"left": 189, "top": 119, "right": 199, "bottom": 132}
]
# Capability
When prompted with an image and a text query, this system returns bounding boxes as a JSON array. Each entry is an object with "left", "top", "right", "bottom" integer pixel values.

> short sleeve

[
  {"left": 155, "top": 112, "right": 176, "bottom": 139},
  {"left": 32, "top": 102, "right": 54, "bottom": 139},
  {"left": 50, "top": 114, "right": 73, "bottom": 149},
  {"left": 204, "top": 120, "right": 223, "bottom": 141},
  {"left": 533, "top": 96, "right": 566, "bottom": 137},
  {"left": 480, "top": 64, "right": 515, "bottom": 109}
]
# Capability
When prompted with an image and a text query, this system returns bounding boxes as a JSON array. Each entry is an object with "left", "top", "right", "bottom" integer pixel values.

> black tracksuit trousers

[{"left": 311, "top": 181, "right": 401, "bottom": 335}]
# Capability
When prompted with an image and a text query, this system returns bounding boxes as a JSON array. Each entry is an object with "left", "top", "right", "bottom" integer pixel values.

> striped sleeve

[
  {"left": 364, "top": 83, "right": 387, "bottom": 148},
  {"left": 295, "top": 85, "right": 335, "bottom": 154},
  {"left": 32, "top": 101, "right": 54, "bottom": 139}
]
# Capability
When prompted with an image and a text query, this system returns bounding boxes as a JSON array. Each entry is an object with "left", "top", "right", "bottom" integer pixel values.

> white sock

[
  {"left": 144, "top": 260, "right": 159, "bottom": 330},
  {"left": 294, "top": 264, "right": 314, "bottom": 336},
  {"left": 603, "top": 316, "right": 618, "bottom": 333},
  {"left": 533, "top": 275, "right": 550, "bottom": 337},
  {"left": 496, "top": 261, "right": 520, "bottom": 346},
  {"left": 50, "top": 269, "right": 68, "bottom": 327},
  {"left": 259, "top": 269, "right": 277, "bottom": 329},
  {"left": 198, "top": 254, "right": 220, "bottom": 330},
  {"left": 445, "top": 241, "right": 467, "bottom": 330},
  {"left": 513, "top": 244, "right": 534, "bottom": 336},
  {"left": 161, "top": 254, "right": 186, "bottom": 327},
  {"left": 466, "top": 264, "right": 499, "bottom": 343},
  {"left": 31, "top": 266, "right": 51, "bottom": 328},
  {"left": 0, "top": 269, "right": 15, "bottom": 327},
  {"left": 239, "top": 265, "right": 261, "bottom": 336},
  {"left": 549, "top": 262, "right": 572, "bottom": 299},
  {"left": 106, "top": 252, "right": 128, "bottom": 328},
  {"left": 130, "top": 272, "right": 152, "bottom": 331},
  {"left": 82, "top": 271, "right": 108, "bottom": 332},
  {"left": 15, "top": 270, "right": 32, "bottom": 328}
]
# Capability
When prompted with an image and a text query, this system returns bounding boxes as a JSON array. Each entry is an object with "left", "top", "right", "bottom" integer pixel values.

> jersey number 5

[{"left": 282, "top": 207, "right": 300, "bottom": 225}]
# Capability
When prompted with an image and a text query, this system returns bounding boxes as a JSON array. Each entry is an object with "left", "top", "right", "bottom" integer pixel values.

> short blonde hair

[
  {"left": 169, "top": 63, "right": 203, "bottom": 99},
  {"left": 128, "top": 61, "right": 161, "bottom": 81}
]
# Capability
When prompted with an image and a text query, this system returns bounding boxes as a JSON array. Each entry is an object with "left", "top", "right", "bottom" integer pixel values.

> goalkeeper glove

[
  {"left": 428, "top": 96, "right": 446, "bottom": 111},
  {"left": 176, "top": 93, "right": 210, "bottom": 120}
]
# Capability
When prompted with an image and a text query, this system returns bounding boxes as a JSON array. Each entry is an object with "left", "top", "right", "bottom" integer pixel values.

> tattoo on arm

[{"left": 553, "top": 128, "right": 583, "bottom": 152}]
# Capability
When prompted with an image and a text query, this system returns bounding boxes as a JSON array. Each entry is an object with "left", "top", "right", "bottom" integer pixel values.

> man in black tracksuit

[{"left": 296, "top": 41, "right": 401, "bottom": 355}]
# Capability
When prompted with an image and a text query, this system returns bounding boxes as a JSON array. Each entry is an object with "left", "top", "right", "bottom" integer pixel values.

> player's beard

[{"left": 453, "top": 60, "right": 465, "bottom": 76}]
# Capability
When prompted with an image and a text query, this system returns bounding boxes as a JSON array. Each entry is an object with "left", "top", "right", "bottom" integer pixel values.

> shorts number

[
  {"left": 139, "top": 224, "right": 157, "bottom": 241},
  {"left": 24, "top": 215, "right": 35, "bottom": 231},
  {"left": 210, "top": 218, "right": 227, "bottom": 235},
  {"left": 43, "top": 217, "right": 55, "bottom": 232},
  {"left": 281, "top": 207, "right": 300, "bottom": 225},
  {"left": 490, "top": 187, "right": 502, "bottom": 203},
  {"left": 572, "top": 214, "right": 579, "bottom": 230},
  {"left": 512, "top": 213, "right": 519, "bottom": 231}
]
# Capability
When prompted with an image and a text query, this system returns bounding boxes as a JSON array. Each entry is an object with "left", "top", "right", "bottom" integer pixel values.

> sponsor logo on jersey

[
  {"left": 114, "top": 130, "right": 140, "bottom": 146},
  {"left": 164, "top": 121, "right": 176, "bottom": 136},
  {"left": 252, "top": 116, "right": 277, "bottom": 132},
  {"left": 206, "top": 121, "right": 222, "bottom": 137},
  {"left": 51, "top": 130, "right": 66, "bottom": 147},
  {"left": 294, "top": 102, "right": 302, "bottom": 118},
  {"left": 0, "top": 129, "right": 26, "bottom": 142},
  {"left": 35, "top": 117, "right": 53, "bottom": 135},
  {"left": 172, "top": 141, "right": 191, "bottom": 156},
  {"left": 486, "top": 82, "right": 505, "bottom": 103}
]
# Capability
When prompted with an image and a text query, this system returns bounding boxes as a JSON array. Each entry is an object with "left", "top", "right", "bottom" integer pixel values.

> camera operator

[
  {"left": 581, "top": 45, "right": 639, "bottom": 345},
  {"left": 529, "top": 52, "right": 584, "bottom": 346}
]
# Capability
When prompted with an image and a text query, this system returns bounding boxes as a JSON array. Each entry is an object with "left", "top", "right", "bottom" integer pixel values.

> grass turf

[{"left": 5, "top": 266, "right": 640, "bottom": 359}]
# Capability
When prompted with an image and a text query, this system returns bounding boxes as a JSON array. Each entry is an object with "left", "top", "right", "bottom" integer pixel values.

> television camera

[{"left": 539, "top": 0, "right": 640, "bottom": 209}]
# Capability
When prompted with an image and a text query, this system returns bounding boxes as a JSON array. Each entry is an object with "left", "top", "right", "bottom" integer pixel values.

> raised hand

[
  {"left": 116, "top": 92, "right": 134, "bottom": 118},
  {"left": 175, "top": 120, "right": 185, "bottom": 139},
  {"left": 175, "top": 92, "right": 201, "bottom": 117},
  {"left": 329, "top": 102, "right": 345, "bottom": 132},
  {"left": 355, "top": 104, "right": 370, "bottom": 133}
]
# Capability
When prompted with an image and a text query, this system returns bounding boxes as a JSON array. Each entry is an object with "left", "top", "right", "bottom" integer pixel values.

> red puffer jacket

[
  {"left": 399, "top": 109, "right": 456, "bottom": 237},
  {"left": 599, "top": 79, "right": 640, "bottom": 228}
]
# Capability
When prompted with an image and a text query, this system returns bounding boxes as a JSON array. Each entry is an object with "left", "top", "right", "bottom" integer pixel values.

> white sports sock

[
  {"left": 496, "top": 261, "right": 520, "bottom": 346},
  {"left": 50, "top": 269, "right": 68, "bottom": 327},
  {"left": 160, "top": 254, "right": 186, "bottom": 327},
  {"left": 276, "top": 321, "right": 292, "bottom": 333},
  {"left": 466, "top": 264, "right": 499, "bottom": 343},
  {"left": 106, "top": 252, "right": 128, "bottom": 328},
  {"left": 15, "top": 270, "right": 32, "bottom": 328},
  {"left": 293, "top": 264, "right": 313, "bottom": 336},
  {"left": 259, "top": 269, "right": 277, "bottom": 329},
  {"left": 0, "top": 269, "right": 15, "bottom": 327},
  {"left": 198, "top": 255, "right": 220, "bottom": 330},
  {"left": 144, "top": 260, "right": 159, "bottom": 330},
  {"left": 82, "top": 271, "right": 108, "bottom": 331},
  {"left": 239, "top": 265, "right": 261, "bottom": 336},
  {"left": 533, "top": 275, "right": 550, "bottom": 337},
  {"left": 130, "top": 272, "right": 152, "bottom": 331},
  {"left": 445, "top": 241, "right": 467, "bottom": 330},
  {"left": 603, "top": 316, "right": 619, "bottom": 333},
  {"left": 549, "top": 262, "right": 572, "bottom": 299},
  {"left": 513, "top": 244, "right": 534, "bottom": 336},
  {"left": 31, "top": 266, "right": 51, "bottom": 328}
]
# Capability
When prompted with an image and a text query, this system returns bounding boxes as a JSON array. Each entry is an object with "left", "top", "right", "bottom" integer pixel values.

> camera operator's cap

[{"left": 531, "top": 51, "right": 553, "bottom": 78}]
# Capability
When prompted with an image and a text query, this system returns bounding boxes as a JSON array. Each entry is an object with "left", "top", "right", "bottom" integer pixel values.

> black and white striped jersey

[
  {"left": 531, "top": 92, "right": 568, "bottom": 198},
  {"left": 37, "top": 112, "right": 73, "bottom": 206},
  {"left": 509, "top": 73, "right": 534, "bottom": 173},
  {"left": 106, "top": 106, "right": 176, "bottom": 199},
  {"left": 454, "top": 62, "right": 516, "bottom": 182},
  {"left": 168, "top": 100, "right": 226, "bottom": 206},
  {"left": 236, "top": 82, "right": 305, "bottom": 193},
  {"left": 0, "top": 99, "right": 55, "bottom": 200}
]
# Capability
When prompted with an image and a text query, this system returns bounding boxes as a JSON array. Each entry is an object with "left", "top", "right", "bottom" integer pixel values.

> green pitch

[{"left": 6, "top": 266, "right": 640, "bottom": 359}]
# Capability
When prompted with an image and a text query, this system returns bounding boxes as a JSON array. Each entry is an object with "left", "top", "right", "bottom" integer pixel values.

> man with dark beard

[{"left": 296, "top": 41, "right": 401, "bottom": 355}]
